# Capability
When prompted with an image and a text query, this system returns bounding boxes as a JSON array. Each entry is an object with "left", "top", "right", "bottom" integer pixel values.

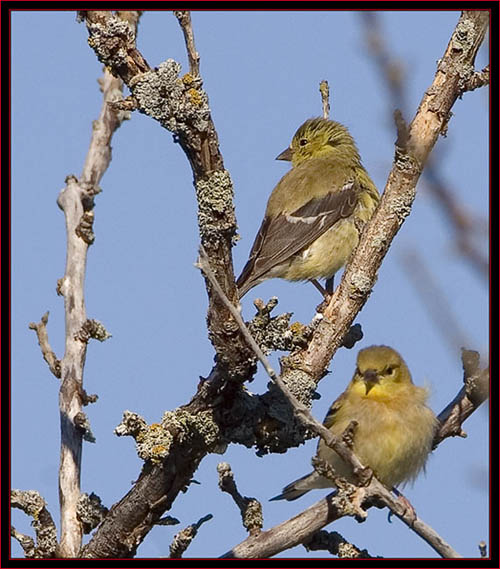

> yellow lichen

[
  {"left": 187, "top": 88, "right": 202, "bottom": 107},
  {"left": 182, "top": 72, "right": 194, "bottom": 85}
]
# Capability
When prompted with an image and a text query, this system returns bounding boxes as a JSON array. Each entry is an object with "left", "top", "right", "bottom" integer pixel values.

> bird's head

[
  {"left": 352, "top": 345, "right": 413, "bottom": 398},
  {"left": 276, "top": 117, "right": 361, "bottom": 167}
]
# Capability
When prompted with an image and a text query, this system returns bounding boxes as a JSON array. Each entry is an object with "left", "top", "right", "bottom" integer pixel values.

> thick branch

[{"left": 54, "top": 31, "right": 129, "bottom": 557}]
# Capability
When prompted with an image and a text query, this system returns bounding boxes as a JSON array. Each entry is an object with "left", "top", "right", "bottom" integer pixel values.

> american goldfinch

[
  {"left": 271, "top": 346, "right": 438, "bottom": 501},
  {"left": 237, "top": 117, "right": 380, "bottom": 298}
]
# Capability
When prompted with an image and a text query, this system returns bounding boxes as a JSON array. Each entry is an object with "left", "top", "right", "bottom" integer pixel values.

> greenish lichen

[
  {"left": 281, "top": 369, "right": 317, "bottom": 406},
  {"left": 131, "top": 60, "right": 210, "bottom": 134},
  {"left": 349, "top": 271, "right": 373, "bottom": 295},
  {"left": 195, "top": 170, "right": 236, "bottom": 242},
  {"left": 87, "top": 19, "right": 134, "bottom": 70},
  {"left": 136, "top": 422, "right": 174, "bottom": 463},
  {"left": 161, "top": 409, "right": 221, "bottom": 450}
]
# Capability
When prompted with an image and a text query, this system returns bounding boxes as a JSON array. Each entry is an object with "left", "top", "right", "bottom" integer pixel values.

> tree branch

[
  {"left": 434, "top": 348, "right": 489, "bottom": 447},
  {"left": 28, "top": 312, "right": 61, "bottom": 378},
  {"left": 11, "top": 490, "right": 58, "bottom": 558},
  {"left": 217, "top": 462, "right": 263, "bottom": 537},
  {"left": 174, "top": 11, "right": 200, "bottom": 77},
  {"left": 169, "top": 514, "right": 213, "bottom": 558},
  {"left": 304, "top": 529, "right": 377, "bottom": 558},
  {"left": 52, "top": 15, "right": 132, "bottom": 556}
]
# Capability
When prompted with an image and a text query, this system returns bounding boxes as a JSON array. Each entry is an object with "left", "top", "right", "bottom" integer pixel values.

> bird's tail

[{"left": 270, "top": 471, "right": 330, "bottom": 502}]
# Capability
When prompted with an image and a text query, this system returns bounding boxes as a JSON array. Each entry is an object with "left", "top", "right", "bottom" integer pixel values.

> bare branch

[
  {"left": 434, "top": 348, "right": 489, "bottom": 447},
  {"left": 319, "top": 80, "right": 330, "bottom": 119},
  {"left": 304, "top": 530, "right": 378, "bottom": 558},
  {"left": 174, "top": 11, "right": 200, "bottom": 77},
  {"left": 11, "top": 527, "right": 36, "bottom": 558},
  {"left": 169, "top": 514, "right": 213, "bottom": 558},
  {"left": 11, "top": 490, "right": 58, "bottom": 558},
  {"left": 28, "top": 312, "right": 61, "bottom": 378},
  {"left": 461, "top": 64, "right": 489, "bottom": 93},
  {"left": 83, "top": 9, "right": 253, "bottom": 391},
  {"left": 54, "top": 25, "right": 130, "bottom": 556},
  {"left": 217, "top": 462, "right": 263, "bottom": 536}
]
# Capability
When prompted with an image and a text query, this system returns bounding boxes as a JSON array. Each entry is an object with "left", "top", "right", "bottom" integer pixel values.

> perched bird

[
  {"left": 237, "top": 117, "right": 380, "bottom": 298},
  {"left": 271, "top": 346, "right": 438, "bottom": 501}
]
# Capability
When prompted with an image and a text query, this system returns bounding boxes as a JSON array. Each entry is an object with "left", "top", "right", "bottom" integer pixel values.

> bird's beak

[
  {"left": 276, "top": 147, "right": 293, "bottom": 161},
  {"left": 363, "top": 369, "right": 379, "bottom": 394}
]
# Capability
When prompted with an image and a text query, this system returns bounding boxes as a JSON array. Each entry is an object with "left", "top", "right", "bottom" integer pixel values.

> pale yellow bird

[
  {"left": 237, "top": 118, "right": 379, "bottom": 298},
  {"left": 271, "top": 345, "right": 438, "bottom": 501}
]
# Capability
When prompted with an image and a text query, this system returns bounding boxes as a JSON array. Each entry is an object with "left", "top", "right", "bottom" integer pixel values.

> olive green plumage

[
  {"left": 271, "top": 346, "right": 438, "bottom": 501},
  {"left": 237, "top": 117, "right": 380, "bottom": 297}
]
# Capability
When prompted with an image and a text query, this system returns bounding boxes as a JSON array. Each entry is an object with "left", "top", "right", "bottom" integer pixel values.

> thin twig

[
  {"left": 434, "top": 348, "right": 489, "bottom": 447},
  {"left": 478, "top": 540, "right": 488, "bottom": 558},
  {"left": 221, "top": 483, "right": 462, "bottom": 559},
  {"left": 319, "top": 80, "right": 330, "bottom": 119},
  {"left": 174, "top": 11, "right": 201, "bottom": 77},
  {"left": 169, "top": 514, "right": 213, "bottom": 558},
  {"left": 28, "top": 312, "right": 61, "bottom": 378},
  {"left": 462, "top": 64, "right": 490, "bottom": 93},
  {"left": 11, "top": 527, "right": 35, "bottom": 558}
]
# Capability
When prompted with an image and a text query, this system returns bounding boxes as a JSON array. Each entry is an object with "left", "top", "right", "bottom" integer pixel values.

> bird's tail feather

[{"left": 270, "top": 471, "right": 327, "bottom": 502}]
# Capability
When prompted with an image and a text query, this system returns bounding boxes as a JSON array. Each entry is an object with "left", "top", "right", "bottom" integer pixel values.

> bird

[
  {"left": 237, "top": 117, "right": 380, "bottom": 298},
  {"left": 271, "top": 345, "right": 438, "bottom": 501}
]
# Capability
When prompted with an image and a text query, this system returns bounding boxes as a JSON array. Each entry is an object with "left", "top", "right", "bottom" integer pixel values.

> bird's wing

[
  {"left": 237, "top": 181, "right": 358, "bottom": 293},
  {"left": 322, "top": 394, "right": 346, "bottom": 430}
]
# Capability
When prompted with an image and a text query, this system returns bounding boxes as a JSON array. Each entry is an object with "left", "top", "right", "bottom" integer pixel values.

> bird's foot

[
  {"left": 388, "top": 487, "right": 417, "bottom": 525},
  {"left": 310, "top": 279, "right": 333, "bottom": 312}
]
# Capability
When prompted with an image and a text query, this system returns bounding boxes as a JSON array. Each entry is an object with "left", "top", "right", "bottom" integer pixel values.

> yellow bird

[
  {"left": 271, "top": 346, "right": 438, "bottom": 501},
  {"left": 237, "top": 117, "right": 380, "bottom": 298}
]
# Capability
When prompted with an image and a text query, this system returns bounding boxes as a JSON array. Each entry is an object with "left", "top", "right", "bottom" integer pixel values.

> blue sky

[{"left": 11, "top": 10, "right": 489, "bottom": 559}]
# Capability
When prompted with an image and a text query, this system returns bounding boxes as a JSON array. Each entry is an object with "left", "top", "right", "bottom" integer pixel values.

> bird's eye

[
  {"left": 299, "top": 138, "right": 308, "bottom": 146},
  {"left": 385, "top": 366, "right": 395, "bottom": 375}
]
